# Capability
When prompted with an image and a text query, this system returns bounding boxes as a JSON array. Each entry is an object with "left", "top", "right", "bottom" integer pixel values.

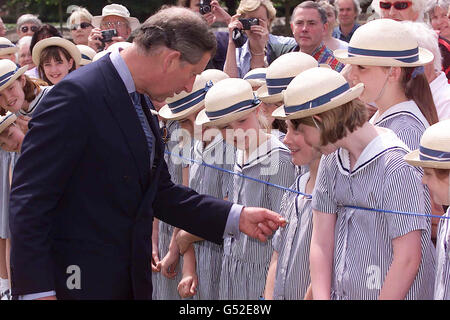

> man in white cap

[{"left": 88, "top": 3, "right": 140, "bottom": 52}]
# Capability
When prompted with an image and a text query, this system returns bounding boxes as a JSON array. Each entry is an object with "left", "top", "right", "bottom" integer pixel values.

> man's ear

[{"left": 162, "top": 50, "right": 182, "bottom": 72}]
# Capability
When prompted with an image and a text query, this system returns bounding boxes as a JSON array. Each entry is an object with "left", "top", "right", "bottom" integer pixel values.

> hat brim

[
  {"left": 404, "top": 149, "right": 450, "bottom": 169},
  {"left": 0, "top": 47, "right": 18, "bottom": 56},
  {"left": 334, "top": 47, "right": 434, "bottom": 67},
  {"left": 32, "top": 38, "right": 81, "bottom": 67},
  {"left": 92, "top": 16, "right": 140, "bottom": 31},
  {"left": 0, "top": 66, "right": 28, "bottom": 92},
  {"left": 195, "top": 104, "right": 259, "bottom": 127},
  {"left": 0, "top": 113, "right": 17, "bottom": 134},
  {"left": 257, "top": 85, "right": 283, "bottom": 104},
  {"left": 159, "top": 102, "right": 205, "bottom": 121},
  {"left": 272, "top": 83, "right": 365, "bottom": 120}
]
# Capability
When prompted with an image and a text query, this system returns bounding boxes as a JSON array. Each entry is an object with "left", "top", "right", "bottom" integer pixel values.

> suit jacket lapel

[{"left": 99, "top": 57, "right": 150, "bottom": 191}]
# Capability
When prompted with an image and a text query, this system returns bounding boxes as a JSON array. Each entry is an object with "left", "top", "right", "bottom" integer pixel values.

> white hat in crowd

[
  {"left": 272, "top": 67, "right": 364, "bottom": 120},
  {"left": 334, "top": 18, "right": 434, "bottom": 67},
  {"left": 92, "top": 41, "right": 133, "bottom": 62},
  {"left": 92, "top": 4, "right": 140, "bottom": 31},
  {"left": 404, "top": 119, "right": 450, "bottom": 169},
  {"left": 196, "top": 78, "right": 261, "bottom": 127},
  {"left": 0, "top": 112, "right": 17, "bottom": 134},
  {"left": 0, "top": 59, "right": 28, "bottom": 92},
  {"left": 258, "top": 52, "right": 319, "bottom": 104},
  {"left": 32, "top": 36, "right": 82, "bottom": 67},
  {"left": 0, "top": 37, "right": 19, "bottom": 56},
  {"left": 243, "top": 68, "right": 266, "bottom": 88},
  {"left": 76, "top": 44, "right": 97, "bottom": 66}
]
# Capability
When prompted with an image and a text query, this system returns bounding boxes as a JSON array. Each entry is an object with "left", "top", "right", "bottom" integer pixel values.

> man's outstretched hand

[{"left": 239, "top": 207, "right": 287, "bottom": 242}]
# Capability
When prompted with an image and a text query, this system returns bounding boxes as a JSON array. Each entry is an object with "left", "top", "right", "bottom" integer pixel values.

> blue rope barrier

[{"left": 165, "top": 150, "right": 450, "bottom": 220}]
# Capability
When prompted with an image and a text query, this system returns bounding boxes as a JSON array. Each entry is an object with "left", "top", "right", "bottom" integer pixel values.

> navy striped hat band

[
  {"left": 81, "top": 54, "right": 92, "bottom": 61},
  {"left": 0, "top": 66, "right": 20, "bottom": 87},
  {"left": 206, "top": 94, "right": 261, "bottom": 121},
  {"left": 348, "top": 46, "right": 419, "bottom": 63},
  {"left": 168, "top": 81, "right": 213, "bottom": 114},
  {"left": 284, "top": 82, "right": 350, "bottom": 115},
  {"left": 419, "top": 146, "right": 450, "bottom": 162},
  {"left": 0, "top": 44, "right": 15, "bottom": 49}
]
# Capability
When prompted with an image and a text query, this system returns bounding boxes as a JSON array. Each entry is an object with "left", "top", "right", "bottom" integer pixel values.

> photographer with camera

[
  {"left": 87, "top": 4, "right": 140, "bottom": 52},
  {"left": 223, "top": 0, "right": 296, "bottom": 78}
]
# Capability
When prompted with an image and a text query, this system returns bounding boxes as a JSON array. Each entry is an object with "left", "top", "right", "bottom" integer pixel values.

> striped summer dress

[
  {"left": 434, "top": 207, "right": 450, "bottom": 300},
  {"left": 153, "top": 120, "right": 191, "bottom": 300},
  {"left": 369, "top": 100, "right": 429, "bottom": 151},
  {"left": 219, "top": 134, "right": 296, "bottom": 300},
  {"left": 272, "top": 172, "right": 313, "bottom": 300},
  {"left": 312, "top": 130, "right": 436, "bottom": 300},
  {"left": 17, "top": 86, "right": 52, "bottom": 117},
  {"left": 188, "top": 134, "right": 235, "bottom": 300}
]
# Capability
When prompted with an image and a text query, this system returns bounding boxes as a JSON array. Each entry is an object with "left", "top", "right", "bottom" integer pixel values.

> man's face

[
  {"left": 100, "top": 15, "right": 131, "bottom": 40},
  {"left": 337, "top": 0, "right": 358, "bottom": 26},
  {"left": 379, "top": 0, "right": 419, "bottom": 21},
  {"left": 291, "top": 8, "right": 327, "bottom": 54},
  {"left": 18, "top": 23, "right": 39, "bottom": 38},
  {"left": 142, "top": 51, "right": 212, "bottom": 103}
]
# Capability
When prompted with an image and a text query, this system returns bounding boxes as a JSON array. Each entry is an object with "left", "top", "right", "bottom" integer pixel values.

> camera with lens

[
  {"left": 199, "top": 0, "right": 212, "bottom": 15},
  {"left": 101, "top": 29, "right": 117, "bottom": 44},
  {"left": 239, "top": 18, "right": 259, "bottom": 30}
]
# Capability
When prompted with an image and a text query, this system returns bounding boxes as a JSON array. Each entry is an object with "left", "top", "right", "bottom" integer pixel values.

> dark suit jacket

[{"left": 9, "top": 54, "right": 233, "bottom": 299}]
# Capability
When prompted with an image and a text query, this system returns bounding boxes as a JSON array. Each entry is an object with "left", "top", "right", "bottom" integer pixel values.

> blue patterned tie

[{"left": 130, "top": 91, "right": 153, "bottom": 159}]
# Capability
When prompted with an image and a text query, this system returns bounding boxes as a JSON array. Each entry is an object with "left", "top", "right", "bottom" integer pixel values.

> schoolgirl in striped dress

[
  {"left": 196, "top": 77, "right": 296, "bottom": 300},
  {"left": 264, "top": 117, "right": 322, "bottom": 300},
  {"left": 158, "top": 70, "right": 230, "bottom": 300},
  {"left": 404, "top": 119, "right": 450, "bottom": 300},
  {"left": 282, "top": 67, "right": 435, "bottom": 300}
]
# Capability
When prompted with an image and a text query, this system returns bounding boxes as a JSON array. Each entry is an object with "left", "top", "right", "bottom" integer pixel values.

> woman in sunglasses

[
  {"left": 372, "top": 0, "right": 427, "bottom": 21},
  {"left": 15, "top": 14, "right": 42, "bottom": 39},
  {"left": 67, "top": 7, "right": 93, "bottom": 46}
]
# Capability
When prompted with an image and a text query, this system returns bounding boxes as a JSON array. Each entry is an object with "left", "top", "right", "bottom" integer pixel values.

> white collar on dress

[{"left": 369, "top": 100, "right": 429, "bottom": 129}]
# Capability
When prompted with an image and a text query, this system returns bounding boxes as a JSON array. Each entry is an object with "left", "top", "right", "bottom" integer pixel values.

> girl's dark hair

[
  {"left": 290, "top": 99, "right": 368, "bottom": 146},
  {"left": 30, "top": 24, "right": 62, "bottom": 54},
  {"left": 401, "top": 67, "right": 439, "bottom": 125},
  {"left": 272, "top": 118, "right": 287, "bottom": 133},
  {"left": 38, "top": 46, "right": 76, "bottom": 85},
  {"left": 22, "top": 74, "right": 48, "bottom": 102}
]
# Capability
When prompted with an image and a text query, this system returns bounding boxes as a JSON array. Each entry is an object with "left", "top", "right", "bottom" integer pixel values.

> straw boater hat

[
  {"left": 32, "top": 37, "right": 82, "bottom": 67},
  {"left": 0, "top": 112, "right": 17, "bottom": 134},
  {"left": 159, "top": 73, "right": 213, "bottom": 121},
  {"left": 404, "top": 119, "right": 450, "bottom": 169},
  {"left": 92, "top": 4, "right": 140, "bottom": 31},
  {"left": 76, "top": 45, "right": 97, "bottom": 66},
  {"left": 334, "top": 19, "right": 434, "bottom": 67},
  {"left": 0, "top": 37, "right": 18, "bottom": 56},
  {"left": 0, "top": 59, "right": 28, "bottom": 92},
  {"left": 258, "top": 52, "right": 319, "bottom": 104},
  {"left": 200, "top": 68, "right": 229, "bottom": 84},
  {"left": 272, "top": 67, "right": 365, "bottom": 120},
  {"left": 196, "top": 78, "right": 261, "bottom": 127},
  {"left": 243, "top": 68, "right": 266, "bottom": 88}
]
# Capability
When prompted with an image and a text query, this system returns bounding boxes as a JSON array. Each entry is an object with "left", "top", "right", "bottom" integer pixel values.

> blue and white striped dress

[
  {"left": 272, "top": 172, "right": 313, "bottom": 300},
  {"left": 434, "top": 207, "right": 450, "bottom": 300},
  {"left": 153, "top": 120, "right": 190, "bottom": 300},
  {"left": 219, "top": 134, "right": 296, "bottom": 300},
  {"left": 369, "top": 100, "right": 428, "bottom": 150},
  {"left": 312, "top": 131, "right": 435, "bottom": 300},
  {"left": 188, "top": 134, "right": 235, "bottom": 300}
]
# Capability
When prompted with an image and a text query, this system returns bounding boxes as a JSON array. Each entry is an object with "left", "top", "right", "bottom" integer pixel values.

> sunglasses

[
  {"left": 70, "top": 22, "right": 92, "bottom": 31},
  {"left": 20, "top": 25, "right": 38, "bottom": 33},
  {"left": 379, "top": 1, "right": 412, "bottom": 10}
]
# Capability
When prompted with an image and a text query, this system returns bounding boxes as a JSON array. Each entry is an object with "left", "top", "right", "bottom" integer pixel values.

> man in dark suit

[{"left": 8, "top": 7, "right": 286, "bottom": 300}]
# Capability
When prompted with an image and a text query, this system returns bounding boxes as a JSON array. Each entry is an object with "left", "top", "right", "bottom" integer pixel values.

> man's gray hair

[
  {"left": 292, "top": 1, "right": 328, "bottom": 24},
  {"left": 335, "top": 0, "right": 361, "bottom": 17},
  {"left": 16, "top": 14, "right": 42, "bottom": 30},
  {"left": 133, "top": 7, "right": 216, "bottom": 65}
]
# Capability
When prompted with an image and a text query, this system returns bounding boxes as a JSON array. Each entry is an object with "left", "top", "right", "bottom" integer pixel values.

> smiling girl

[
  {"left": 196, "top": 77, "right": 296, "bottom": 299},
  {"left": 32, "top": 37, "right": 81, "bottom": 85}
]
